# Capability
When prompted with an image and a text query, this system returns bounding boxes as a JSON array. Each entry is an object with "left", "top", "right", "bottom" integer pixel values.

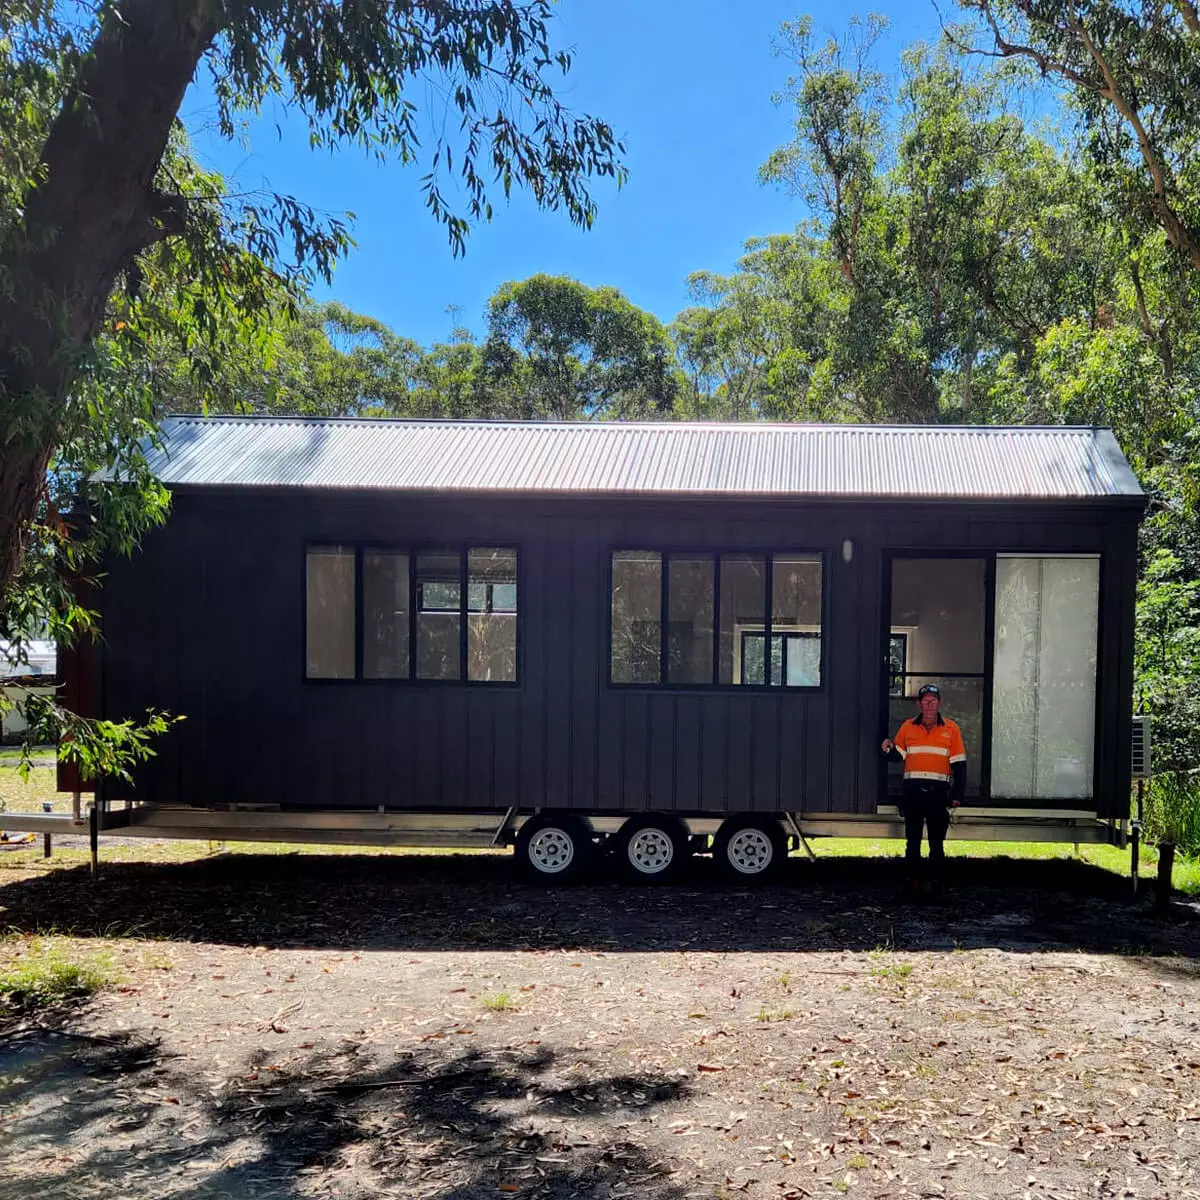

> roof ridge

[{"left": 161, "top": 414, "right": 1114, "bottom": 435}]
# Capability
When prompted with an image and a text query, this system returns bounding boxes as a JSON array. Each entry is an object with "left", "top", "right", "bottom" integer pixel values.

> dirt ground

[{"left": 2, "top": 852, "right": 1200, "bottom": 1200}]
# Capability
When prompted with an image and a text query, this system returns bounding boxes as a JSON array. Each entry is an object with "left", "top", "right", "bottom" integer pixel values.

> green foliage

[
  {"left": 955, "top": 0, "right": 1200, "bottom": 271},
  {"left": 481, "top": 275, "right": 680, "bottom": 419},
  {"left": 1142, "top": 774, "right": 1200, "bottom": 855},
  {"left": 1135, "top": 551, "right": 1200, "bottom": 777},
  {"left": 0, "top": 0, "right": 627, "bottom": 783},
  {"left": 0, "top": 938, "right": 115, "bottom": 1009},
  {"left": 13, "top": 697, "right": 182, "bottom": 787}
]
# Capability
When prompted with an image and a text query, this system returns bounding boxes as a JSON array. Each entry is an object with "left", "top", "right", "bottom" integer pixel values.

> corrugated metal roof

[{"left": 137, "top": 416, "right": 1144, "bottom": 501}]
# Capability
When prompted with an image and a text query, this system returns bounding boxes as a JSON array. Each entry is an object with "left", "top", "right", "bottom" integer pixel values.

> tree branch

[
  {"left": 1171, "top": 0, "right": 1200, "bottom": 37},
  {"left": 1067, "top": 9, "right": 1200, "bottom": 271},
  {"left": 963, "top": 0, "right": 1200, "bottom": 272}
]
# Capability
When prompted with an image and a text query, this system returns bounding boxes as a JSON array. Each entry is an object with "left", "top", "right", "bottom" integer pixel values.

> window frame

[
  {"left": 302, "top": 540, "right": 521, "bottom": 687},
  {"left": 606, "top": 546, "right": 828, "bottom": 693}
]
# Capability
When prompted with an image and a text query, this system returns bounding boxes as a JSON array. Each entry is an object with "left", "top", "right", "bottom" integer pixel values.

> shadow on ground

[
  {"left": 0, "top": 1023, "right": 689, "bottom": 1199},
  {"left": 1, "top": 852, "right": 1196, "bottom": 958}
]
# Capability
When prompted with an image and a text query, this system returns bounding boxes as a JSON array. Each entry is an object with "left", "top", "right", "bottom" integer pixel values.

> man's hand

[
  {"left": 880, "top": 738, "right": 894, "bottom": 754},
  {"left": 951, "top": 798, "right": 962, "bottom": 809}
]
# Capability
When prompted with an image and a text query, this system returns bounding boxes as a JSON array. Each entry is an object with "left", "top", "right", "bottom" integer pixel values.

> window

[
  {"left": 667, "top": 556, "right": 714, "bottom": 684},
  {"left": 468, "top": 548, "right": 518, "bottom": 682},
  {"left": 416, "top": 550, "right": 462, "bottom": 680},
  {"left": 610, "top": 550, "right": 823, "bottom": 688},
  {"left": 306, "top": 545, "right": 355, "bottom": 679},
  {"left": 991, "top": 556, "right": 1099, "bottom": 799},
  {"left": 363, "top": 551, "right": 409, "bottom": 679},
  {"left": 611, "top": 551, "right": 662, "bottom": 684},
  {"left": 305, "top": 545, "right": 518, "bottom": 683}
]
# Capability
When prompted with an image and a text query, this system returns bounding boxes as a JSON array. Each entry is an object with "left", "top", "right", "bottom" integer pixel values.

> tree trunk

[{"left": 0, "top": 0, "right": 222, "bottom": 601}]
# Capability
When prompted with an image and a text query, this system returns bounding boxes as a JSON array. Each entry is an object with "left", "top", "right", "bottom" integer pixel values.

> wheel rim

[
  {"left": 628, "top": 827, "right": 675, "bottom": 874},
  {"left": 528, "top": 827, "right": 575, "bottom": 874},
  {"left": 726, "top": 828, "right": 774, "bottom": 875}
]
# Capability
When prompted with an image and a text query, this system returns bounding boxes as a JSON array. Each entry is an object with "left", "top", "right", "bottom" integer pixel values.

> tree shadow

[
  {"left": 0, "top": 1028, "right": 691, "bottom": 1198},
  {"left": 1, "top": 850, "right": 1197, "bottom": 959}
]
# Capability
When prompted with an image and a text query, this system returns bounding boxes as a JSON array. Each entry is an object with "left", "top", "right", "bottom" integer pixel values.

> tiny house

[{"left": 62, "top": 417, "right": 1145, "bottom": 880}]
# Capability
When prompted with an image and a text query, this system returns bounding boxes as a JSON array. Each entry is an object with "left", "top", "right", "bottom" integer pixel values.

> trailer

[{"left": 53, "top": 417, "right": 1145, "bottom": 881}]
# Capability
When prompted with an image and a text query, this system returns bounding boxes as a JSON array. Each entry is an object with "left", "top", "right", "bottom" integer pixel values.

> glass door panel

[
  {"left": 886, "top": 558, "right": 987, "bottom": 801},
  {"left": 991, "top": 556, "right": 1099, "bottom": 800}
]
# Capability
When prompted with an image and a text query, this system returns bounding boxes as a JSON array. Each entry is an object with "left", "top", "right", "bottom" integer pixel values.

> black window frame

[
  {"left": 303, "top": 541, "right": 521, "bottom": 687},
  {"left": 607, "top": 547, "right": 827, "bottom": 692}
]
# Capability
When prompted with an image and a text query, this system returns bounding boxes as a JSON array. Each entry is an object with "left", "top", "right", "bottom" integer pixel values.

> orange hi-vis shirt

[{"left": 893, "top": 715, "right": 966, "bottom": 784}]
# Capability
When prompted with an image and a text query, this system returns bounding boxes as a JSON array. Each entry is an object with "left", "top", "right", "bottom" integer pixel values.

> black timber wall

[{"left": 91, "top": 488, "right": 1142, "bottom": 820}]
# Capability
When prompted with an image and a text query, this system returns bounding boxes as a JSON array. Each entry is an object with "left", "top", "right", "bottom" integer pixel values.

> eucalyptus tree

[
  {"left": 480, "top": 275, "right": 679, "bottom": 420},
  {"left": 954, "top": 0, "right": 1200, "bottom": 270},
  {"left": 0, "top": 0, "right": 625, "bottom": 605}
]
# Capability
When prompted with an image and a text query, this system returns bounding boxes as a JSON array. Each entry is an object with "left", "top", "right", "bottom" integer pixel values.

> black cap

[{"left": 917, "top": 684, "right": 940, "bottom": 699}]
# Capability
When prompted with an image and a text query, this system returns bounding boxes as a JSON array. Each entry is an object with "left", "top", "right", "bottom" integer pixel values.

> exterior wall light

[{"left": 842, "top": 539, "right": 854, "bottom": 563}]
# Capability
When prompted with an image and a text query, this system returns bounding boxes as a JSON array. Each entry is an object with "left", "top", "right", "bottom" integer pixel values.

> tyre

[
  {"left": 713, "top": 816, "right": 787, "bottom": 883},
  {"left": 515, "top": 813, "right": 593, "bottom": 884},
  {"left": 612, "top": 815, "right": 689, "bottom": 883}
]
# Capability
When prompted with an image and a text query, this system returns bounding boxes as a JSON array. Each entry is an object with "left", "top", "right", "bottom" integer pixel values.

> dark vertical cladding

[
  {"left": 84, "top": 489, "right": 1142, "bottom": 821},
  {"left": 56, "top": 568, "right": 97, "bottom": 795},
  {"left": 1096, "top": 513, "right": 1141, "bottom": 819}
]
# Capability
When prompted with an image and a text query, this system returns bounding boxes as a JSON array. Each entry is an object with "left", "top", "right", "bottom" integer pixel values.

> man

[{"left": 881, "top": 683, "right": 966, "bottom": 895}]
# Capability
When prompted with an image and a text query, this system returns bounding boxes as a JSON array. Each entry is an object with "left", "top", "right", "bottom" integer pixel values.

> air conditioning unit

[{"left": 1131, "top": 714, "right": 1152, "bottom": 779}]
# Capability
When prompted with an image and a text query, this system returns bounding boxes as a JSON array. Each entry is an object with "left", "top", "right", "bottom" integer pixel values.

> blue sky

[{"left": 183, "top": 1, "right": 947, "bottom": 347}]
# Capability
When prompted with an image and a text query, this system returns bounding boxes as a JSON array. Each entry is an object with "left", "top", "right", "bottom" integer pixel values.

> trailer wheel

[
  {"left": 613, "top": 815, "right": 689, "bottom": 882},
  {"left": 713, "top": 817, "right": 787, "bottom": 883},
  {"left": 515, "top": 814, "right": 593, "bottom": 884}
]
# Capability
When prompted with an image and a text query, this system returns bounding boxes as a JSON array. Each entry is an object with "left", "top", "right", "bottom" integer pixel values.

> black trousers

[{"left": 900, "top": 781, "right": 951, "bottom": 868}]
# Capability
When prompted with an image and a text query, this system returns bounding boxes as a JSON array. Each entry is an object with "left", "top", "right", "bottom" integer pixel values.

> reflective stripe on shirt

[{"left": 904, "top": 770, "right": 952, "bottom": 783}]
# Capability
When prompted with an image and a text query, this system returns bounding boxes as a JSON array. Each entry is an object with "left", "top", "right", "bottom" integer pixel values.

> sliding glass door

[{"left": 883, "top": 553, "right": 1101, "bottom": 806}]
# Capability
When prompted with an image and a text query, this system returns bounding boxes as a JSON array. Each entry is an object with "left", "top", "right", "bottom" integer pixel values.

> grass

[
  {"left": 1142, "top": 774, "right": 1200, "bottom": 857},
  {"left": 481, "top": 991, "right": 517, "bottom": 1012},
  {"left": 869, "top": 960, "right": 914, "bottom": 981},
  {"left": 814, "top": 835, "right": 1200, "bottom": 896},
  {"left": 755, "top": 1006, "right": 794, "bottom": 1022},
  {"left": 0, "top": 935, "right": 116, "bottom": 1009}
]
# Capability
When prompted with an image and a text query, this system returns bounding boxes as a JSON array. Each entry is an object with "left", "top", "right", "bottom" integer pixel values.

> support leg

[
  {"left": 785, "top": 813, "right": 817, "bottom": 861},
  {"left": 89, "top": 804, "right": 99, "bottom": 877},
  {"left": 1155, "top": 841, "right": 1175, "bottom": 915},
  {"left": 1130, "top": 821, "right": 1141, "bottom": 898}
]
